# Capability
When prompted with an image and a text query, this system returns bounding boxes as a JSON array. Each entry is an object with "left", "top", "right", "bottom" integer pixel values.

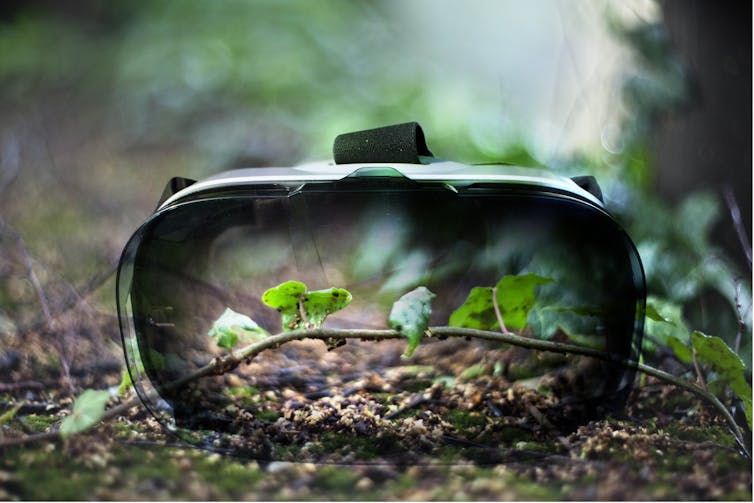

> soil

[{"left": 0, "top": 334, "right": 751, "bottom": 501}]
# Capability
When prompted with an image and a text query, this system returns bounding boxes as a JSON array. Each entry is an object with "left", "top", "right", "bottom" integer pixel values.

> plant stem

[
  {"left": 491, "top": 286, "right": 510, "bottom": 334},
  {"left": 2, "top": 326, "right": 749, "bottom": 457}
]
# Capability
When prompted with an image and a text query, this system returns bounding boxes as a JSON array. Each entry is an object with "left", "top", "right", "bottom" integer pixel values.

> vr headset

[{"left": 117, "top": 122, "right": 645, "bottom": 462}]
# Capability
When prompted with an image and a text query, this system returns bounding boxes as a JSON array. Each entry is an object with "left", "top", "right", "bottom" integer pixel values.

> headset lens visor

[{"left": 117, "top": 181, "right": 644, "bottom": 462}]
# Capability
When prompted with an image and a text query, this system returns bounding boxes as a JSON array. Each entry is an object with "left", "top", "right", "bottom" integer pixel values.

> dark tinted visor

[{"left": 117, "top": 178, "right": 645, "bottom": 463}]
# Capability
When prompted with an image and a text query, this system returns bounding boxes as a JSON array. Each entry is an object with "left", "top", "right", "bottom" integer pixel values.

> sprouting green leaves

[
  {"left": 262, "top": 280, "right": 352, "bottom": 332},
  {"left": 208, "top": 307, "right": 268, "bottom": 350},
  {"left": 449, "top": 274, "right": 553, "bottom": 331},
  {"left": 388, "top": 286, "right": 436, "bottom": 359},
  {"left": 59, "top": 389, "right": 110, "bottom": 439},
  {"left": 304, "top": 288, "right": 353, "bottom": 327},
  {"left": 691, "top": 331, "right": 752, "bottom": 428}
]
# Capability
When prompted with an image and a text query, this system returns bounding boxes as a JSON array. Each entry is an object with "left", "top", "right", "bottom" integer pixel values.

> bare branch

[
  {"left": 722, "top": 185, "right": 752, "bottom": 270},
  {"left": 733, "top": 279, "right": 746, "bottom": 354},
  {"left": 0, "top": 134, "right": 20, "bottom": 195},
  {"left": 0, "top": 217, "right": 75, "bottom": 394},
  {"left": 2, "top": 327, "right": 749, "bottom": 457},
  {"left": 491, "top": 286, "right": 510, "bottom": 334}
]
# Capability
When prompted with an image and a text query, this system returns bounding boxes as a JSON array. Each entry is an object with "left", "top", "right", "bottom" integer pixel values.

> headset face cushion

[{"left": 118, "top": 181, "right": 644, "bottom": 461}]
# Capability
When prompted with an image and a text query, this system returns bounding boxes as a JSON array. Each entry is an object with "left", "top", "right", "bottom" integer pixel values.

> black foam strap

[{"left": 333, "top": 122, "right": 434, "bottom": 164}]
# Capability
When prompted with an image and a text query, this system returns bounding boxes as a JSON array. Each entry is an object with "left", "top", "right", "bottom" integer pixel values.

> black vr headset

[{"left": 117, "top": 122, "right": 645, "bottom": 462}]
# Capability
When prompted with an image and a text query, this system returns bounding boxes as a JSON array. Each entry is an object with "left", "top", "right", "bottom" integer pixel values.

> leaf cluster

[{"left": 261, "top": 281, "right": 352, "bottom": 332}]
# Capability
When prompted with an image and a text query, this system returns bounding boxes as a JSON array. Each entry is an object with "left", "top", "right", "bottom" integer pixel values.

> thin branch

[
  {"left": 174, "top": 326, "right": 752, "bottom": 457},
  {"left": 733, "top": 279, "right": 745, "bottom": 354},
  {"left": 692, "top": 349, "right": 708, "bottom": 391},
  {"left": 722, "top": 185, "right": 752, "bottom": 270},
  {"left": 0, "top": 134, "right": 20, "bottom": 195},
  {"left": 491, "top": 286, "right": 510, "bottom": 334},
  {"left": 0, "top": 217, "right": 76, "bottom": 394},
  {"left": 15, "top": 259, "right": 118, "bottom": 337},
  {"left": 298, "top": 297, "right": 311, "bottom": 328},
  {"left": 0, "top": 395, "right": 143, "bottom": 449},
  {"left": 1, "top": 327, "right": 749, "bottom": 457}
]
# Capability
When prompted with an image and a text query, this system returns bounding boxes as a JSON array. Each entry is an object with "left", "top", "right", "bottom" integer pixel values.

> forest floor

[
  {"left": 0, "top": 92, "right": 750, "bottom": 500},
  {"left": 0, "top": 336, "right": 751, "bottom": 501}
]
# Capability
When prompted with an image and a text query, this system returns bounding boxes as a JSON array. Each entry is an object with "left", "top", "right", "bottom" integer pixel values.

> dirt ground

[{"left": 0, "top": 330, "right": 751, "bottom": 501}]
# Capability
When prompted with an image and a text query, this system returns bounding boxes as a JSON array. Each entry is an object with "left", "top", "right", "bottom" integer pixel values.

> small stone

[
  {"left": 356, "top": 477, "right": 373, "bottom": 491},
  {"left": 266, "top": 461, "right": 289, "bottom": 474}
]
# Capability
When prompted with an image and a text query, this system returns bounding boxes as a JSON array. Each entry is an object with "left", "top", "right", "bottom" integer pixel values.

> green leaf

[
  {"left": 646, "top": 303, "right": 673, "bottom": 324},
  {"left": 262, "top": 280, "right": 307, "bottom": 312},
  {"left": 558, "top": 325, "right": 606, "bottom": 350},
  {"left": 691, "top": 331, "right": 752, "bottom": 428},
  {"left": 667, "top": 335, "right": 693, "bottom": 364},
  {"left": 643, "top": 296, "right": 690, "bottom": 351},
  {"left": 262, "top": 281, "right": 352, "bottom": 332},
  {"left": 448, "top": 287, "right": 496, "bottom": 330},
  {"left": 262, "top": 280, "right": 307, "bottom": 331},
  {"left": 434, "top": 376, "right": 456, "bottom": 389},
  {"left": 208, "top": 307, "right": 268, "bottom": 350},
  {"left": 59, "top": 389, "right": 110, "bottom": 439},
  {"left": 460, "top": 363, "right": 485, "bottom": 380},
  {"left": 448, "top": 274, "right": 553, "bottom": 331},
  {"left": 303, "top": 288, "right": 353, "bottom": 328},
  {"left": 495, "top": 274, "right": 553, "bottom": 330},
  {"left": 388, "top": 286, "right": 436, "bottom": 359},
  {"left": 216, "top": 330, "right": 238, "bottom": 351}
]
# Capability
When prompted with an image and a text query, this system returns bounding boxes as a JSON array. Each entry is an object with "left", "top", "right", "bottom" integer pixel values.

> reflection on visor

[{"left": 117, "top": 181, "right": 645, "bottom": 463}]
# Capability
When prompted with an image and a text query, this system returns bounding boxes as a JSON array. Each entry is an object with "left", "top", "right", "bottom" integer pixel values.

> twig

[
  {"left": 691, "top": 349, "right": 708, "bottom": 390},
  {"left": 384, "top": 392, "right": 432, "bottom": 420},
  {"left": 0, "top": 217, "right": 76, "bottom": 395},
  {"left": 1, "top": 327, "right": 749, "bottom": 457},
  {"left": 491, "top": 286, "right": 510, "bottom": 334},
  {"left": 0, "top": 134, "right": 20, "bottom": 195},
  {"left": 524, "top": 399, "right": 556, "bottom": 431},
  {"left": 0, "top": 395, "right": 143, "bottom": 449},
  {"left": 298, "top": 298, "right": 311, "bottom": 328},
  {"left": 733, "top": 279, "right": 745, "bottom": 354},
  {"left": 722, "top": 185, "right": 752, "bottom": 270}
]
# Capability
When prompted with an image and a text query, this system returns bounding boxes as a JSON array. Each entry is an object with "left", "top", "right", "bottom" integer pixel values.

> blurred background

[{"left": 0, "top": 0, "right": 750, "bottom": 382}]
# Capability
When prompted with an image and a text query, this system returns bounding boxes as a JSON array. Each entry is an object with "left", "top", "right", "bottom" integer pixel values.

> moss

[
  {"left": 19, "top": 413, "right": 59, "bottom": 432},
  {"left": 400, "top": 379, "right": 433, "bottom": 393},
  {"left": 312, "top": 466, "right": 360, "bottom": 492},
  {"left": 226, "top": 385, "right": 260, "bottom": 406},
  {"left": 256, "top": 409, "right": 280, "bottom": 422},
  {"left": 120, "top": 449, "right": 183, "bottom": 481},
  {"left": 495, "top": 425, "right": 534, "bottom": 443},
  {"left": 108, "top": 446, "right": 262, "bottom": 499},
  {"left": 17, "top": 465, "right": 104, "bottom": 499},
  {"left": 662, "top": 423, "right": 734, "bottom": 447},
  {"left": 194, "top": 457, "right": 263, "bottom": 496},
  {"left": 514, "top": 440, "right": 550, "bottom": 453},
  {"left": 370, "top": 392, "right": 393, "bottom": 404},
  {"left": 394, "top": 471, "right": 418, "bottom": 491},
  {"left": 503, "top": 473, "right": 563, "bottom": 501},
  {"left": 446, "top": 409, "right": 487, "bottom": 431},
  {"left": 311, "top": 432, "right": 398, "bottom": 460},
  {"left": 722, "top": 487, "right": 754, "bottom": 501}
]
